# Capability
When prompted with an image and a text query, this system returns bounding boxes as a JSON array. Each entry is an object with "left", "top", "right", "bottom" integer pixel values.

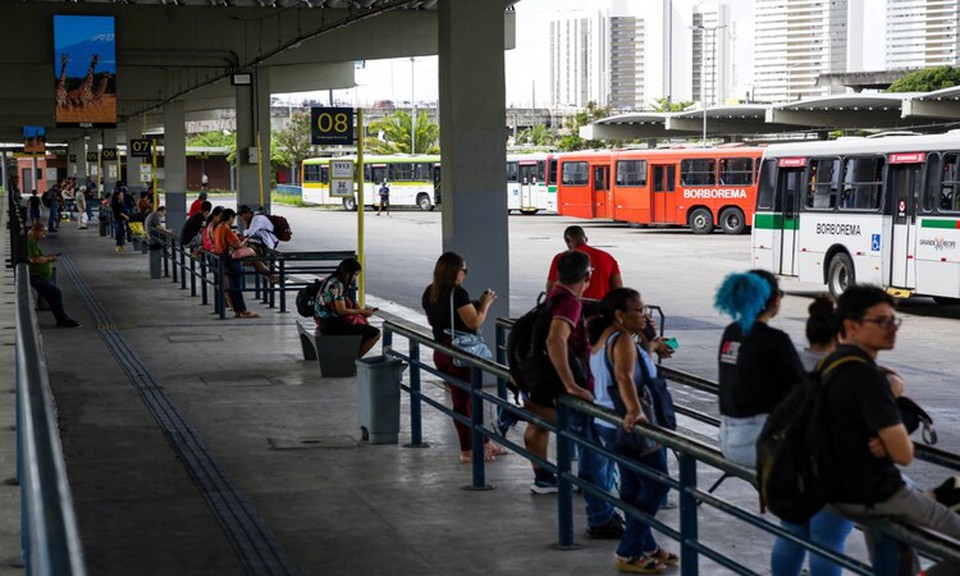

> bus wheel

[
  {"left": 520, "top": 208, "right": 539, "bottom": 215},
  {"left": 342, "top": 196, "right": 357, "bottom": 211},
  {"left": 689, "top": 208, "right": 714, "bottom": 235},
  {"left": 417, "top": 193, "right": 433, "bottom": 211},
  {"left": 827, "top": 252, "right": 855, "bottom": 299},
  {"left": 719, "top": 207, "right": 745, "bottom": 235}
]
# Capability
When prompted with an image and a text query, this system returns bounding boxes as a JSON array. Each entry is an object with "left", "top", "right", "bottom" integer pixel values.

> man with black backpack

[
  {"left": 823, "top": 285, "right": 960, "bottom": 575},
  {"left": 512, "top": 251, "right": 623, "bottom": 537}
]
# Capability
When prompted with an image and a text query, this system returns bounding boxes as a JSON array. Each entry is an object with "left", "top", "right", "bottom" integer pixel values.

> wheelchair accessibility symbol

[{"left": 871, "top": 234, "right": 881, "bottom": 252}]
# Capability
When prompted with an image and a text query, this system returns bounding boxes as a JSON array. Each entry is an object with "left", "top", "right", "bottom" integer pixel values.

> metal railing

[
  {"left": 15, "top": 263, "right": 86, "bottom": 575},
  {"left": 144, "top": 228, "right": 354, "bottom": 318},
  {"left": 381, "top": 317, "right": 960, "bottom": 575}
]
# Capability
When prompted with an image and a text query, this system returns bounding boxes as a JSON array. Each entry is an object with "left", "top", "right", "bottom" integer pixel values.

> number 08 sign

[{"left": 311, "top": 107, "right": 354, "bottom": 145}]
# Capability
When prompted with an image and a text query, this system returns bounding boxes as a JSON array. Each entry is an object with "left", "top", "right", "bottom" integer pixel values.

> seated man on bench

[{"left": 314, "top": 257, "right": 381, "bottom": 358}]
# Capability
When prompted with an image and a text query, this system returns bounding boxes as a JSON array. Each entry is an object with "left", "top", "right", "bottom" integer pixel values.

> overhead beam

[{"left": 901, "top": 98, "right": 960, "bottom": 120}]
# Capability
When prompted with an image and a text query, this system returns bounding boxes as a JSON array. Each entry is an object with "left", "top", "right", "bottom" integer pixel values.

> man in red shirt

[
  {"left": 187, "top": 191, "right": 208, "bottom": 218},
  {"left": 546, "top": 225, "right": 622, "bottom": 300}
]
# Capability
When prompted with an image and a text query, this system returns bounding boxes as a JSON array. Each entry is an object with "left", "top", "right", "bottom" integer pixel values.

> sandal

[
  {"left": 235, "top": 311, "right": 260, "bottom": 319},
  {"left": 614, "top": 554, "right": 667, "bottom": 574},
  {"left": 484, "top": 442, "right": 508, "bottom": 458},
  {"left": 647, "top": 548, "right": 679, "bottom": 566},
  {"left": 459, "top": 451, "right": 496, "bottom": 464}
]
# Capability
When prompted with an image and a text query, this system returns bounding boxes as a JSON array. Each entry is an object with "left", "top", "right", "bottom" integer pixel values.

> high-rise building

[
  {"left": 609, "top": 16, "right": 646, "bottom": 109},
  {"left": 753, "top": 0, "right": 863, "bottom": 103},
  {"left": 886, "top": 0, "right": 960, "bottom": 68},
  {"left": 691, "top": 3, "right": 732, "bottom": 106},
  {"left": 549, "top": 10, "right": 610, "bottom": 109}
]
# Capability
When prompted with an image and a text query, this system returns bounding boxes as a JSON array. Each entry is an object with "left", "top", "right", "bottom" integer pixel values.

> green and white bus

[
  {"left": 506, "top": 153, "right": 558, "bottom": 214},
  {"left": 752, "top": 132, "right": 960, "bottom": 301},
  {"left": 301, "top": 154, "right": 441, "bottom": 211}
]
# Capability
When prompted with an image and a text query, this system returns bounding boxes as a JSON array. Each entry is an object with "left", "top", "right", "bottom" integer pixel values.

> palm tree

[
  {"left": 365, "top": 110, "right": 440, "bottom": 155},
  {"left": 516, "top": 124, "right": 555, "bottom": 146}
]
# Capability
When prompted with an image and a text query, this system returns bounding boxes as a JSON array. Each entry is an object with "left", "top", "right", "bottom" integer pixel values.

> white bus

[
  {"left": 752, "top": 131, "right": 960, "bottom": 302},
  {"left": 506, "top": 153, "right": 558, "bottom": 214},
  {"left": 301, "top": 155, "right": 441, "bottom": 211}
]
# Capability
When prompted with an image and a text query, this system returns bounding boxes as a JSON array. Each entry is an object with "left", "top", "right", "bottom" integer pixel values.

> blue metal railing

[
  {"left": 15, "top": 263, "right": 86, "bottom": 575},
  {"left": 381, "top": 317, "right": 960, "bottom": 575}
]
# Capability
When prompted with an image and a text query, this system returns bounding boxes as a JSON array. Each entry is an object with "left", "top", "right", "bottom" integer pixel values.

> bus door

[
  {"left": 887, "top": 154, "right": 924, "bottom": 288},
  {"left": 592, "top": 164, "right": 610, "bottom": 219},
  {"left": 775, "top": 162, "right": 804, "bottom": 276},
  {"left": 432, "top": 164, "right": 442, "bottom": 205},
  {"left": 518, "top": 162, "right": 538, "bottom": 210},
  {"left": 651, "top": 164, "right": 676, "bottom": 223}
]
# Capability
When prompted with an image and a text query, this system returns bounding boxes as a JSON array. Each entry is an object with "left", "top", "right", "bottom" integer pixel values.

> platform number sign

[
  {"left": 130, "top": 138, "right": 153, "bottom": 158},
  {"left": 101, "top": 148, "right": 119, "bottom": 161},
  {"left": 86, "top": 152, "right": 98, "bottom": 162},
  {"left": 311, "top": 107, "right": 353, "bottom": 145}
]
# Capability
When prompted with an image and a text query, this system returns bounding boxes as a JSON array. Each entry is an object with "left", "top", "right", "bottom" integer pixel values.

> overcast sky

[{"left": 282, "top": 0, "right": 887, "bottom": 109}]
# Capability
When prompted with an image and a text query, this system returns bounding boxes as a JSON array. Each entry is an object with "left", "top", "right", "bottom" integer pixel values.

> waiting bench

[{"left": 297, "top": 319, "right": 362, "bottom": 377}]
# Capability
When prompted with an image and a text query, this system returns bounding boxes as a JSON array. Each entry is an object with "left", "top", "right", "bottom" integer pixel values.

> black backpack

[
  {"left": 295, "top": 279, "right": 322, "bottom": 318},
  {"left": 268, "top": 214, "right": 292, "bottom": 242},
  {"left": 756, "top": 355, "right": 866, "bottom": 524}
]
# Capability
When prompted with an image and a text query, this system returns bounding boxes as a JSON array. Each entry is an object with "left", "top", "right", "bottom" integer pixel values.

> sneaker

[
  {"left": 56, "top": 319, "right": 81, "bottom": 328},
  {"left": 615, "top": 554, "right": 667, "bottom": 574},
  {"left": 933, "top": 476, "right": 960, "bottom": 511},
  {"left": 115, "top": 246, "right": 124, "bottom": 253},
  {"left": 530, "top": 478, "right": 558, "bottom": 494},
  {"left": 587, "top": 514, "right": 625, "bottom": 539}
]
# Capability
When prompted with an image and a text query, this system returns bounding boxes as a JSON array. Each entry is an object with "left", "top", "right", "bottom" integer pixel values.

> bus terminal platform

[{"left": 3, "top": 215, "right": 880, "bottom": 575}]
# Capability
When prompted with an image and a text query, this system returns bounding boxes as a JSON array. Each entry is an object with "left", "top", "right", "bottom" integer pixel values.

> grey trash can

[
  {"left": 356, "top": 355, "right": 407, "bottom": 445},
  {"left": 149, "top": 245, "right": 162, "bottom": 278},
  {"left": 98, "top": 215, "right": 108, "bottom": 237}
]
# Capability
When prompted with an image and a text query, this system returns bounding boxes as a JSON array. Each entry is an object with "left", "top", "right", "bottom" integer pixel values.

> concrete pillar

[
  {"left": 103, "top": 129, "right": 119, "bottom": 196},
  {"left": 126, "top": 116, "right": 144, "bottom": 193},
  {"left": 75, "top": 138, "right": 87, "bottom": 180},
  {"left": 163, "top": 100, "right": 188, "bottom": 236},
  {"left": 236, "top": 68, "right": 271, "bottom": 212},
  {"left": 88, "top": 131, "right": 101, "bottom": 190},
  {"left": 438, "top": 0, "right": 508, "bottom": 337}
]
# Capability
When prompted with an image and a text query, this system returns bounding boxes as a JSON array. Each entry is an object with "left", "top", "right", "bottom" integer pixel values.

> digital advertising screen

[
  {"left": 53, "top": 14, "right": 117, "bottom": 128},
  {"left": 23, "top": 125, "right": 46, "bottom": 154}
]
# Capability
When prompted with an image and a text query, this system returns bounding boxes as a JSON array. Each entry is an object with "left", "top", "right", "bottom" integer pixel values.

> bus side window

[
  {"left": 940, "top": 154, "right": 960, "bottom": 212},
  {"left": 321, "top": 166, "right": 329, "bottom": 185},
  {"left": 807, "top": 158, "right": 839, "bottom": 210},
  {"left": 506, "top": 162, "right": 518, "bottom": 183},
  {"left": 840, "top": 157, "right": 883, "bottom": 211},
  {"left": 757, "top": 159, "right": 777, "bottom": 209},
  {"left": 667, "top": 165, "right": 676, "bottom": 192},
  {"left": 720, "top": 157, "right": 753, "bottom": 186}
]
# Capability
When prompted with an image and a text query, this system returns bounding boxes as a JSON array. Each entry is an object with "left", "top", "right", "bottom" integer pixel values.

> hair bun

[{"left": 808, "top": 294, "right": 835, "bottom": 320}]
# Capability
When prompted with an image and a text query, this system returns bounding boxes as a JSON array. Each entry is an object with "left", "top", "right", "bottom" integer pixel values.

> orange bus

[{"left": 556, "top": 147, "right": 764, "bottom": 234}]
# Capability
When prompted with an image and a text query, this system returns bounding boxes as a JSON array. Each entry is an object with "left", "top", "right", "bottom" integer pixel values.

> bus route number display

[
  {"left": 311, "top": 107, "right": 353, "bottom": 145},
  {"left": 330, "top": 160, "right": 354, "bottom": 198},
  {"left": 130, "top": 139, "right": 153, "bottom": 158}
]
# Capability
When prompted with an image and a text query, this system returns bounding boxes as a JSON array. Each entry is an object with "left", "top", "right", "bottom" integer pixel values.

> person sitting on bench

[{"left": 314, "top": 258, "right": 380, "bottom": 358}]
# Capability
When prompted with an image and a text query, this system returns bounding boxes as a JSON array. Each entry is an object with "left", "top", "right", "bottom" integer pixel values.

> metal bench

[{"left": 296, "top": 319, "right": 362, "bottom": 377}]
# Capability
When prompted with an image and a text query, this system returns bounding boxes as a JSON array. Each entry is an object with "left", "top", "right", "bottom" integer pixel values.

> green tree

[
  {"left": 887, "top": 66, "right": 960, "bottom": 92},
  {"left": 187, "top": 130, "right": 237, "bottom": 163},
  {"left": 651, "top": 97, "right": 695, "bottom": 112},
  {"left": 365, "top": 110, "right": 440, "bottom": 155},
  {"left": 557, "top": 101, "right": 613, "bottom": 151},
  {"left": 273, "top": 111, "right": 317, "bottom": 170},
  {"left": 516, "top": 124, "right": 556, "bottom": 146}
]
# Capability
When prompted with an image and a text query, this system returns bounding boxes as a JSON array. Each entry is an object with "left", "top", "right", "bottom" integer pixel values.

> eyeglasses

[
  {"left": 460, "top": 267, "right": 468, "bottom": 275},
  {"left": 858, "top": 316, "right": 902, "bottom": 328}
]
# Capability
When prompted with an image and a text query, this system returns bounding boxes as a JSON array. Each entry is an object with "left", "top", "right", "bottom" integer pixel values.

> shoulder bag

[
  {"left": 604, "top": 332, "right": 662, "bottom": 457},
  {"left": 444, "top": 289, "right": 492, "bottom": 367}
]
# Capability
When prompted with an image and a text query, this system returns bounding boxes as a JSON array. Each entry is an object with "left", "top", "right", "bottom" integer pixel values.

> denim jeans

[
  {"left": 115, "top": 219, "right": 126, "bottom": 247},
  {"left": 834, "top": 485, "right": 960, "bottom": 576},
  {"left": 771, "top": 507, "right": 854, "bottom": 576},
  {"left": 47, "top": 204, "right": 59, "bottom": 230},
  {"left": 569, "top": 412, "right": 616, "bottom": 527},
  {"left": 597, "top": 424, "right": 669, "bottom": 559},
  {"left": 225, "top": 258, "right": 247, "bottom": 313},
  {"left": 718, "top": 414, "right": 768, "bottom": 468}
]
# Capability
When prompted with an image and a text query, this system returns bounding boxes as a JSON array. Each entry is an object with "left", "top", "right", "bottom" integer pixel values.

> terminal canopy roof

[{"left": 585, "top": 90, "right": 960, "bottom": 142}]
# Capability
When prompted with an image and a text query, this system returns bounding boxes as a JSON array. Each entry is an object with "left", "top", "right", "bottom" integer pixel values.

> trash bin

[
  {"left": 356, "top": 355, "right": 407, "bottom": 445},
  {"left": 98, "top": 215, "right": 108, "bottom": 237},
  {"left": 149, "top": 244, "right": 162, "bottom": 278}
]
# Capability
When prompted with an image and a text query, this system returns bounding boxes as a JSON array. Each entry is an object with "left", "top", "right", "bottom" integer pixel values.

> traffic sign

[
  {"left": 330, "top": 178, "right": 353, "bottom": 198},
  {"left": 331, "top": 160, "right": 353, "bottom": 179},
  {"left": 311, "top": 107, "right": 354, "bottom": 145},
  {"left": 130, "top": 138, "right": 153, "bottom": 158},
  {"left": 86, "top": 151, "right": 98, "bottom": 162},
  {"left": 102, "top": 148, "right": 119, "bottom": 161}
]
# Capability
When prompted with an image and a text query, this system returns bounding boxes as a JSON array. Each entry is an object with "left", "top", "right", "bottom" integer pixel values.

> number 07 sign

[{"left": 311, "top": 107, "right": 354, "bottom": 145}]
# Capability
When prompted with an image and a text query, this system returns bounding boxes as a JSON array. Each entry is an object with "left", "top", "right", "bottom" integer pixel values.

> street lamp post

[
  {"left": 691, "top": 23, "right": 727, "bottom": 147},
  {"left": 410, "top": 57, "right": 416, "bottom": 155}
]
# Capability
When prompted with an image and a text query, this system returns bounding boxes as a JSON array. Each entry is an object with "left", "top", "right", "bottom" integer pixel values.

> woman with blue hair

[{"left": 715, "top": 269, "right": 802, "bottom": 467}]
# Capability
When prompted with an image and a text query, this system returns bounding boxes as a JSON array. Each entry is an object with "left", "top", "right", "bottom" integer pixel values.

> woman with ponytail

[{"left": 714, "top": 269, "right": 804, "bottom": 468}]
